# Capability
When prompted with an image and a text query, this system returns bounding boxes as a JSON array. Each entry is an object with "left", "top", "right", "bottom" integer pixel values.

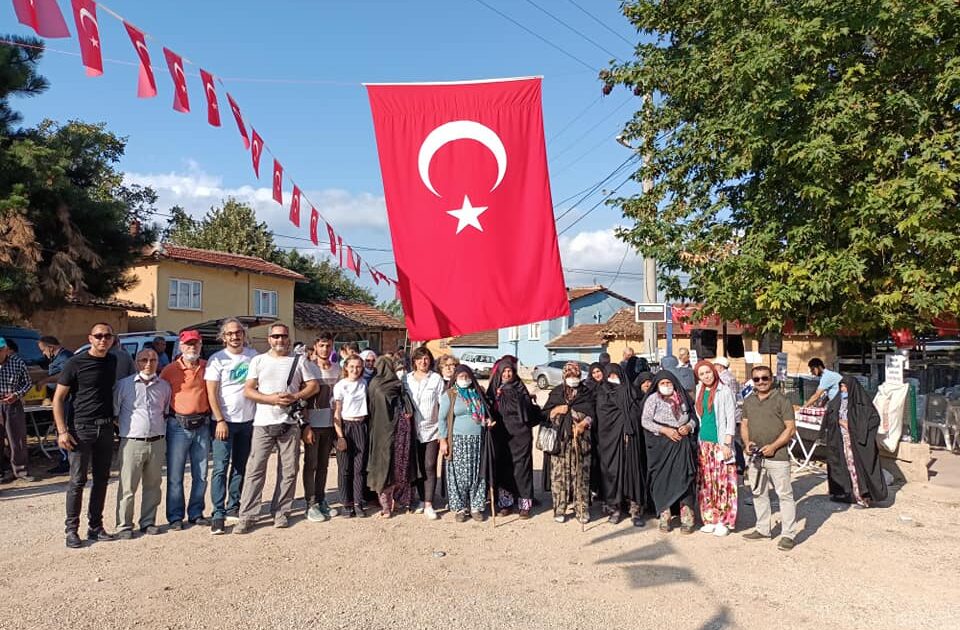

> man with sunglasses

[
  {"left": 52, "top": 323, "right": 120, "bottom": 548},
  {"left": 234, "top": 323, "right": 318, "bottom": 533},
  {"left": 741, "top": 365, "right": 798, "bottom": 551}
]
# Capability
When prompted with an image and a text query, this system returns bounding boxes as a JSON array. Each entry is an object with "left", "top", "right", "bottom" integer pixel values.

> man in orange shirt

[{"left": 161, "top": 330, "right": 211, "bottom": 530}]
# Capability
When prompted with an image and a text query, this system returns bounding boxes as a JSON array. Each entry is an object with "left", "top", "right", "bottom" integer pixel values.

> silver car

[{"left": 532, "top": 360, "right": 590, "bottom": 389}]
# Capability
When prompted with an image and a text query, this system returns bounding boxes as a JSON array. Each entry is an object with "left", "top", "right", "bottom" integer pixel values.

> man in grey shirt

[{"left": 113, "top": 349, "right": 171, "bottom": 538}]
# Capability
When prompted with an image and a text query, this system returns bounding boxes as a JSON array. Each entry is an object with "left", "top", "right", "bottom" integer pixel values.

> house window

[
  {"left": 254, "top": 289, "right": 278, "bottom": 317},
  {"left": 507, "top": 326, "right": 520, "bottom": 342},
  {"left": 168, "top": 278, "right": 202, "bottom": 310},
  {"left": 528, "top": 323, "right": 541, "bottom": 341}
]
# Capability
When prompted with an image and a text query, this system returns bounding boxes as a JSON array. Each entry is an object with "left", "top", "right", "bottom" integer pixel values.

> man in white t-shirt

[
  {"left": 234, "top": 323, "right": 318, "bottom": 533},
  {"left": 204, "top": 318, "right": 259, "bottom": 535},
  {"left": 302, "top": 333, "right": 340, "bottom": 522}
]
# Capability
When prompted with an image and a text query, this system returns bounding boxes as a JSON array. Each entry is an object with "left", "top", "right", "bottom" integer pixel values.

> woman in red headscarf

[{"left": 693, "top": 360, "right": 738, "bottom": 536}]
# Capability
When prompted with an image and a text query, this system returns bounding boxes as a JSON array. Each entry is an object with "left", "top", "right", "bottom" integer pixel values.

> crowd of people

[{"left": 0, "top": 321, "right": 889, "bottom": 551}]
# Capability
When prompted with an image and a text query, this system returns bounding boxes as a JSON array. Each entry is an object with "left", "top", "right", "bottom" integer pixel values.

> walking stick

[{"left": 573, "top": 425, "right": 584, "bottom": 533}]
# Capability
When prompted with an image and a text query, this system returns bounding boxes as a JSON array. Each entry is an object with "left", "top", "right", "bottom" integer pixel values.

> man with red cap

[{"left": 161, "top": 329, "right": 211, "bottom": 529}]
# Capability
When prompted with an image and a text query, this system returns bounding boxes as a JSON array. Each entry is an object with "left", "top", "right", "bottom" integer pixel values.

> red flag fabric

[
  {"left": 70, "top": 0, "right": 102, "bottom": 76},
  {"left": 226, "top": 93, "right": 250, "bottom": 149},
  {"left": 346, "top": 246, "right": 360, "bottom": 276},
  {"left": 199, "top": 69, "right": 220, "bottom": 127},
  {"left": 309, "top": 207, "right": 319, "bottom": 245},
  {"left": 249, "top": 128, "right": 264, "bottom": 178},
  {"left": 366, "top": 77, "right": 569, "bottom": 339},
  {"left": 14, "top": 0, "right": 70, "bottom": 38},
  {"left": 367, "top": 263, "right": 380, "bottom": 285},
  {"left": 162, "top": 48, "right": 190, "bottom": 113},
  {"left": 123, "top": 22, "right": 157, "bottom": 98},
  {"left": 326, "top": 223, "right": 337, "bottom": 255},
  {"left": 289, "top": 186, "right": 301, "bottom": 227},
  {"left": 272, "top": 160, "right": 283, "bottom": 204}
]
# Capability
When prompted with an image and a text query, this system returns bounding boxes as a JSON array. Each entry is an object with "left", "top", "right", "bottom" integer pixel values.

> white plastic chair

[{"left": 923, "top": 394, "right": 955, "bottom": 450}]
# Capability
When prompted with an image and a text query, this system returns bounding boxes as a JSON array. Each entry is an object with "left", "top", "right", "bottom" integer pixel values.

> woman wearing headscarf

[
  {"left": 634, "top": 371, "right": 656, "bottom": 398},
  {"left": 583, "top": 361, "right": 605, "bottom": 497},
  {"left": 359, "top": 349, "right": 377, "bottom": 384},
  {"left": 404, "top": 346, "right": 445, "bottom": 520},
  {"left": 642, "top": 371, "right": 699, "bottom": 533},
  {"left": 542, "top": 362, "right": 595, "bottom": 524},
  {"left": 366, "top": 356, "right": 419, "bottom": 518},
  {"left": 595, "top": 363, "right": 648, "bottom": 526},
  {"left": 693, "top": 360, "right": 737, "bottom": 536},
  {"left": 487, "top": 358, "right": 540, "bottom": 518},
  {"left": 584, "top": 363, "right": 605, "bottom": 393},
  {"left": 439, "top": 365, "right": 493, "bottom": 522},
  {"left": 820, "top": 376, "right": 888, "bottom": 508}
]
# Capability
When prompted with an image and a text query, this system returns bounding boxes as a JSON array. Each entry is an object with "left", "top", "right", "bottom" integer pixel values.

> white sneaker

[
  {"left": 414, "top": 502, "right": 425, "bottom": 515},
  {"left": 554, "top": 515, "right": 566, "bottom": 524},
  {"left": 224, "top": 515, "right": 240, "bottom": 525},
  {"left": 424, "top": 506, "right": 439, "bottom": 520},
  {"left": 699, "top": 524, "right": 716, "bottom": 534},
  {"left": 713, "top": 524, "right": 729, "bottom": 537}
]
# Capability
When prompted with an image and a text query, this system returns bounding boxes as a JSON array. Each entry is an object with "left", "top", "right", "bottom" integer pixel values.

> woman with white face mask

[
  {"left": 438, "top": 365, "right": 492, "bottom": 522},
  {"left": 641, "top": 371, "right": 699, "bottom": 534}
]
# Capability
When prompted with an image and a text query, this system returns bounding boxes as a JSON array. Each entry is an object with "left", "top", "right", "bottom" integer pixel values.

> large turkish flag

[{"left": 366, "top": 77, "right": 569, "bottom": 340}]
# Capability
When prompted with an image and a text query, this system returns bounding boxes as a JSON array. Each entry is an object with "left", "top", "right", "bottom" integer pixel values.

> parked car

[
  {"left": 459, "top": 352, "right": 497, "bottom": 378},
  {"left": 532, "top": 360, "right": 591, "bottom": 389},
  {"left": 77, "top": 331, "right": 179, "bottom": 363}
]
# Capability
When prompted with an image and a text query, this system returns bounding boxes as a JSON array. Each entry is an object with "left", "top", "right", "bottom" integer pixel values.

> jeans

[
  {"left": 209, "top": 420, "right": 253, "bottom": 520},
  {"left": 415, "top": 439, "right": 440, "bottom": 505},
  {"left": 166, "top": 417, "right": 211, "bottom": 522},
  {"left": 302, "top": 426, "right": 335, "bottom": 505},
  {"left": 64, "top": 422, "right": 114, "bottom": 533},
  {"left": 0, "top": 401, "right": 28, "bottom": 477}
]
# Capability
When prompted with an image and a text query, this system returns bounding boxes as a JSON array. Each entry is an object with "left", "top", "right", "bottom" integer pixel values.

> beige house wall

[{"left": 29, "top": 306, "right": 129, "bottom": 351}]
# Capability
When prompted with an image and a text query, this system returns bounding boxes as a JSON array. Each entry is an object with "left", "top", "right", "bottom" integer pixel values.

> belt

[
  {"left": 127, "top": 435, "right": 165, "bottom": 442},
  {"left": 342, "top": 416, "right": 367, "bottom": 422}
]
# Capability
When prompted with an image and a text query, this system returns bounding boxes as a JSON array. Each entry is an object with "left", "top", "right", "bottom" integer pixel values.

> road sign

[{"left": 635, "top": 303, "right": 667, "bottom": 323}]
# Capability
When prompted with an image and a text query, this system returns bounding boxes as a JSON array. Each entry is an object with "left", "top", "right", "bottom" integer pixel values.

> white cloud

[{"left": 558, "top": 227, "right": 646, "bottom": 293}]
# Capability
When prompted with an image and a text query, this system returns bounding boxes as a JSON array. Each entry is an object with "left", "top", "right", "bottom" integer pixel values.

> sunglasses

[
  {"left": 752, "top": 375, "right": 772, "bottom": 383},
  {"left": 91, "top": 333, "right": 114, "bottom": 340},
  {"left": 269, "top": 334, "right": 289, "bottom": 339},
  {"left": 224, "top": 330, "right": 245, "bottom": 337}
]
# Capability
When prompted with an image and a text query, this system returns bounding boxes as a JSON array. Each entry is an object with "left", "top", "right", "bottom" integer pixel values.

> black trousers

[
  {"left": 415, "top": 439, "right": 440, "bottom": 504},
  {"left": 65, "top": 422, "right": 114, "bottom": 533},
  {"left": 336, "top": 420, "right": 368, "bottom": 508}
]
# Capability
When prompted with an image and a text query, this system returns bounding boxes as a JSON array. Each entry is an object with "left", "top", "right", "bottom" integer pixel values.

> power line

[
  {"left": 605, "top": 247, "right": 631, "bottom": 287},
  {"left": 554, "top": 154, "right": 638, "bottom": 222},
  {"left": 521, "top": 0, "right": 623, "bottom": 59},
  {"left": 557, "top": 172, "right": 635, "bottom": 236},
  {"left": 469, "top": 0, "right": 598, "bottom": 72},
  {"left": 547, "top": 95, "right": 602, "bottom": 145},
  {"left": 549, "top": 97, "right": 634, "bottom": 161},
  {"left": 564, "top": 0, "right": 635, "bottom": 47}
]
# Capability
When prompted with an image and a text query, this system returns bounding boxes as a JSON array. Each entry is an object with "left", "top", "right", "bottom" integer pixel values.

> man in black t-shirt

[{"left": 53, "top": 322, "right": 119, "bottom": 549}]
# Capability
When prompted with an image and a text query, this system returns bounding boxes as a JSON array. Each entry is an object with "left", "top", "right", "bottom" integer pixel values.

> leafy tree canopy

[
  {"left": 604, "top": 1, "right": 960, "bottom": 335},
  {"left": 0, "top": 37, "right": 157, "bottom": 321}
]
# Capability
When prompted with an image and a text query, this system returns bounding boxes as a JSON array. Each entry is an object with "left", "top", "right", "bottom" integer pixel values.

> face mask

[
  {"left": 841, "top": 391, "right": 848, "bottom": 400},
  {"left": 607, "top": 377, "right": 620, "bottom": 385},
  {"left": 456, "top": 378, "right": 471, "bottom": 389},
  {"left": 364, "top": 367, "right": 374, "bottom": 377},
  {"left": 658, "top": 384, "right": 674, "bottom": 396},
  {"left": 564, "top": 377, "right": 581, "bottom": 388},
  {"left": 139, "top": 371, "right": 155, "bottom": 381}
]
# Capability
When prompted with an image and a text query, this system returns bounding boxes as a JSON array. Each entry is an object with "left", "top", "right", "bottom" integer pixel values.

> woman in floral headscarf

[
  {"left": 439, "top": 365, "right": 493, "bottom": 522},
  {"left": 542, "top": 362, "right": 596, "bottom": 525}
]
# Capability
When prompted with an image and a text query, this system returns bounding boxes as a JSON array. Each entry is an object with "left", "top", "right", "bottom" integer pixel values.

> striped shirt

[{"left": 0, "top": 353, "right": 31, "bottom": 399}]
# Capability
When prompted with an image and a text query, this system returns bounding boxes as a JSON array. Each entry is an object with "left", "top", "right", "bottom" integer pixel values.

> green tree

[
  {"left": 0, "top": 37, "right": 157, "bottom": 320},
  {"left": 164, "top": 199, "right": 375, "bottom": 305},
  {"left": 377, "top": 298, "right": 403, "bottom": 320},
  {"left": 604, "top": 1, "right": 960, "bottom": 335}
]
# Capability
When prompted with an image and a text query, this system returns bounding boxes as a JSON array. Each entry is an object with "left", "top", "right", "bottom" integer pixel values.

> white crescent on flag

[{"left": 417, "top": 120, "right": 507, "bottom": 198}]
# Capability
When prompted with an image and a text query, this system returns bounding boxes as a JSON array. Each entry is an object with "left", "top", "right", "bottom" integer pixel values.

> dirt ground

[{"left": 2, "top": 399, "right": 960, "bottom": 630}]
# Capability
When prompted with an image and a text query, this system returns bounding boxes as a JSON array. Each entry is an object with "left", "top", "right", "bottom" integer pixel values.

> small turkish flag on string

[
  {"left": 272, "top": 160, "right": 283, "bottom": 204},
  {"left": 289, "top": 186, "right": 301, "bottom": 227},
  {"left": 309, "top": 207, "right": 319, "bottom": 245},
  {"left": 366, "top": 77, "right": 569, "bottom": 339},
  {"left": 367, "top": 263, "right": 380, "bottom": 285},
  {"left": 123, "top": 22, "right": 156, "bottom": 98},
  {"left": 162, "top": 48, "right": 190, "bottom": 113},
  {"left": 346, "top": 246, "right": 359, "bottom": 276},
  {"left": 250, "top": 128, "right": 264, "bottom": 177},
  {"left": 226, "top": 93, "right": 250, "bottom": 149},
  {"left": 199, "top": 69, "right": 220, "bottom": 126},
  {"left": 326, "top": 223, "right": 337, "bottom": 255},
  {"left": 70, "top": 0, "right": 102, "bottom": 76},
  {"left": 14, "top": 0, "right": 70, "bottom": 38}
]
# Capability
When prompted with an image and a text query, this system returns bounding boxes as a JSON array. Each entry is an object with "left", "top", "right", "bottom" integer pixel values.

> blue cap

[{"left": 0, "top": 337, "right": 6, "bottom": 349}]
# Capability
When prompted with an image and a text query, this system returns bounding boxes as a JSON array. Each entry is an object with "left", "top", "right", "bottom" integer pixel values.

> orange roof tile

[
  {"left": 156, "top": 244, "right": 306, "bottom": 282},
  {"left": 544, "top": 323, "right": 606, "bottom": 349},
  {"left": 449, "top": 330, "right": 499, "bottom": 347}
]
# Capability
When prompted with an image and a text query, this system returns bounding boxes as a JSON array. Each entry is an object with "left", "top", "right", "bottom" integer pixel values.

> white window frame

[
  {"left": 168, "top": 278, "right": 202, "bottom": 311},
  {"left": 507, "top": 326, "right": 520, "bottom": 342},
  {"left": 528, "top": 322, "right": 541, "bottom": 341},
  {"left": 254, "top": 289, "right": 278, "bottom": 317}
]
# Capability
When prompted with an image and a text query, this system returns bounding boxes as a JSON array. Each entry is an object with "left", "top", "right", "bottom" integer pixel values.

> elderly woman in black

[
  {"left": 595, "top": 363, "right": 648, "bottom": 526},
  {"left": 487, "top": 358, "right": 540, "bottom": 519},
  {"left": 543, "top": 361, "right": 595, "bottom": 525},
  {"left": 641, "top": 371, "right": 699, "bottom": 533}
]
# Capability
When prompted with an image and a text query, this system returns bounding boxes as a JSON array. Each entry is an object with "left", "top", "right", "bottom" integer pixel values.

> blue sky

[{"left": 7, "top": 0, "right": 649, "bottom": 303}]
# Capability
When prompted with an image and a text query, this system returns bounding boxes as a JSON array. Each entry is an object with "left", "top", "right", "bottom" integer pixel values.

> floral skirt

[
  {"left": 840, "top": 425, "right": 865, "bottom": 505},
  {"left": 696, "top": 442, "right": 737, "bottom": 527}
]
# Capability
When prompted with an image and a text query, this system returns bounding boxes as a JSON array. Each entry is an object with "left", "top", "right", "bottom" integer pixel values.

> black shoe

[
  {"left": 168, "top": 520, "right": 184, "bottom": 531},
  {"left": 355, "top": 507, "right": 367, "bottom": 518},
  {"left": 608, "top": 512, "right": 623, "bottom": 525},
  {"left": 116, "top": 530, "right": 134, "bottom": 540},
  {"left": 140, "top": 525, "right": 161, "bottom": 536},
  {"left": 454, "top": 511, "right": 468, "bottom": 523},
  {"left": 343, "top": 508, "right": 356, "bottom": 519},
  {"left": 190, "top": 516, "right": 210, "bottom": 527},
  {"left": 87, "top": 527, "right": 116, "bottom": 542},
  {"left": 632, "top": 516, "right": 646, "bottom": 528},
  {"left": 65, "top": 531, "right": 82, "bottom": 549},
  {"left": 210, "top": 519, "right": 226, "bottom": 535}
]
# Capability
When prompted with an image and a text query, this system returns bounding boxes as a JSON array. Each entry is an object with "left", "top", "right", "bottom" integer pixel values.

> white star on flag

[{"left": 447, "top": 195, "right": 487, "bottom": 234}]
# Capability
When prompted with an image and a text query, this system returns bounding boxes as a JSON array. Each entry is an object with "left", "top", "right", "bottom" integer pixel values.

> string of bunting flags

[{"left": 10, "top": 0, "right": 399, "bottom": 295}]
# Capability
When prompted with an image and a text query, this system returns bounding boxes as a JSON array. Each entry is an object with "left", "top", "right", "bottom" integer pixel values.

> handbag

[{"left": 535, "top": 420, "right": 561, "bottom": 455}]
